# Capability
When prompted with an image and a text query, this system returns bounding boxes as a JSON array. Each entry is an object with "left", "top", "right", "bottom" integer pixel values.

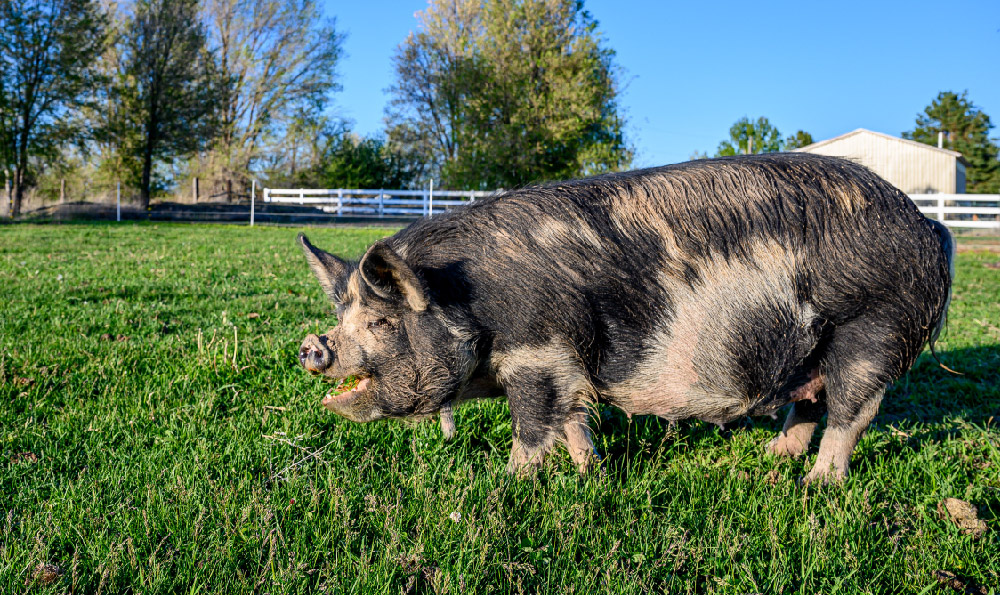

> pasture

[{"left": 1, "top": 222, "right": 998, "bottom": 593}]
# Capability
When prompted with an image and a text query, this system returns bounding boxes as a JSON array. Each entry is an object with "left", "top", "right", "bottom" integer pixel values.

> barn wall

[{"left": 798, "top": 133, "right": 959, "bottom": 194}]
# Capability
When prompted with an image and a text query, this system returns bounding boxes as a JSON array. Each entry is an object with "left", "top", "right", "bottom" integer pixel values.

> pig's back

[{"left": 393, "top": 154, "right": 948, "bottom": 414}]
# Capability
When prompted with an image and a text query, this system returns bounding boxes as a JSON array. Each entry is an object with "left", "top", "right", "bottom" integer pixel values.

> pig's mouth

[{"left": 321, "top": 376, "right": 372, "bottom": 411}]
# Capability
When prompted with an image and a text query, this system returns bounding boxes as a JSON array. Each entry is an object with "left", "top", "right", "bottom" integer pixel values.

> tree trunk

[
  {"left": 140, "top": 128, "right": 154, "bottom": 210},
  {"left": 3, "top": 173, "right": 11, "bottom": 218},
  {"left": 12, "top": 165, "right": 25, "bottom": 218},
  {"left": 227, "top": 178, "right": 232, "bottom": 203}
]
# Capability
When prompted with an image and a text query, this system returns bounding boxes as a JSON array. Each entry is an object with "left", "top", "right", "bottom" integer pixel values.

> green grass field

[{"left": 2, "top": 223, "right": 998, "bottom": 594}]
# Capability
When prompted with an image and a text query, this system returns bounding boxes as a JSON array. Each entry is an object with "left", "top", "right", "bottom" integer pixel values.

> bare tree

[
  {"left": 0, "top": 0, "right": 104, "bottom": 217},
  {"left": 201, "top": 0, "right": 343, "bottom": 201}
]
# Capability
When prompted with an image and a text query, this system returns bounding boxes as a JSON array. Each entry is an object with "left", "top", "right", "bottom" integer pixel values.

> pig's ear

[
  {"left": 358, "top": 241, "right": 428, "bottom": 312},
  {"left": 298, "top": 233, "right": 348, "bottom": 301}
]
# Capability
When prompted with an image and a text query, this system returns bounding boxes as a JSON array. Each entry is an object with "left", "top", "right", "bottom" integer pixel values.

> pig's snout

[{"left": 299, "top": 334, "right": 332, "bottom": 374}]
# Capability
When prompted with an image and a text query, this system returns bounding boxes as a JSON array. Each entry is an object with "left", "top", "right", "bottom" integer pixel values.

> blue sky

[{"left": 324, "top": 0, "right": 1000, "bottom": 168}]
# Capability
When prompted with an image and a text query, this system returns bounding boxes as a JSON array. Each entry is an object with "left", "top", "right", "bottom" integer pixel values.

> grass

[{"left": 1, "top": 222, "right": 998, "bottom": 594}]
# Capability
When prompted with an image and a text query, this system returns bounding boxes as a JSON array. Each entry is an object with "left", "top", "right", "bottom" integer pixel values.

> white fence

[
  {"left": 911, "top": 194, "right": 1000, "bottom": 229},
  {"left": 262, "top": 187, "right": 494, "bottom": 218},
  {"left": 260, "top": 187, "right": 1000, "bottom": 230}
]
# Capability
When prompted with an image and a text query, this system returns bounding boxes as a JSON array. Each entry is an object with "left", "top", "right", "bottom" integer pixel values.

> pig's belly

[{"left": 602, "top": 255, "right": 821, "bottom": 424}]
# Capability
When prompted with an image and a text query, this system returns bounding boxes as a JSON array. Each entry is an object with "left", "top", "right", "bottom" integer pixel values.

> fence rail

[
  {"left": 260, "top": 187, "right": 1000, "bottom": 230},
  {"left": 911, "top": 194, "right": 1000, "bottom": 229},
  {"left": 262, "top": 187, "right": 494, "bottom": 218}
]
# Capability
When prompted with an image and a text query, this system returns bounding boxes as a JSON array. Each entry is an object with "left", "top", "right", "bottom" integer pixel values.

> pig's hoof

[
  {"left": 570, "top": 452, "right": 599, "bottom": 474},
  {"left": 766, "top": 432, "right": 810, "bottom": 458},
  {"left": 801, "top": 463, "right": 847, "bottom": 486},
  {"left": 506, "top": 444, "right": 545, "bottom": 478},
  {"left": 439, "top": 403, "right": 457, "bottom": 441},
  {"left": 505, "top": 458, "right": 542, "bottom": 479}
]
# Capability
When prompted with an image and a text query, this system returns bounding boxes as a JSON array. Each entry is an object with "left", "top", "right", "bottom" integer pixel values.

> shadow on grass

[{"left": 592, "top": 344, "right": 1000, "bottom": 474}]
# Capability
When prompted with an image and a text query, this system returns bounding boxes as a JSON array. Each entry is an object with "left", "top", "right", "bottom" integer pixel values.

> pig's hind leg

[
  {"left": 803, "top": 311, "right": 904, "bottom": 484},
  {"left": 767, "top": 370, "right": 825, "bottom": 457}
]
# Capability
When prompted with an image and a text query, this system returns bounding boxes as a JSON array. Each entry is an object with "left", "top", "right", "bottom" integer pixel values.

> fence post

[
  {"left": 337, "top": 189, "right": 343, "bottom": 216},
  {"left": 116, "top": 181, "right": 121, "bottom": 222},
  {"left": 938, "top": 195, "right": 945, "bottom": 226},
  {"left": 299, "top": 189, "right": 304, "bottom": 205},
  {"left": 250, "top": 179, "right": 255, "bottom": 227},
  {"left": 192, "top": 177, "right": 199, "bottom": 203},
  {"left": 429, "top": 179, "right": 434, "bottom": 218},
  {"left": 379, "top": 189, "right": 384, "bottom": 218}
]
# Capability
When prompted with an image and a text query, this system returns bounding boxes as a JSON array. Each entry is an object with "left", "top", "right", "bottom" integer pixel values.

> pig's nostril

[{"left": 310, "top": 350, "right": 325, "bottom": 368}]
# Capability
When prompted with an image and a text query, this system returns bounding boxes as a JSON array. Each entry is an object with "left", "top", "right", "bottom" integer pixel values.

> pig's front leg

[
  {"left": 562, "top": 407, "right": 599, "bottom": 473},
  {"left": 504, "top": 376, "right": 595, "bottom": 477},
  {"left": 439, "top": 402, "right": 456, "bottom": 441}
]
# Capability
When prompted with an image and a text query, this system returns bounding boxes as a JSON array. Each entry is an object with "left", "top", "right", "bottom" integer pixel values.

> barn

[{"left": 794, "top": 128, "right": 967, "bottom": 194}]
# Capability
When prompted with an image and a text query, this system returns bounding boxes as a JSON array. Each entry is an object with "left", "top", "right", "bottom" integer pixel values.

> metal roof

[{"left": 794, "top": 128, "right": 967, "bottom": 164}]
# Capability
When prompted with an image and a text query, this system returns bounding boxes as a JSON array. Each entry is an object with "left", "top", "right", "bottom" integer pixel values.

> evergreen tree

[
  {"left": 716, "top": 117, "right": 783, "bottom": 156},
  {"left": 117, "top": 0, "right": 217, "bottom": 208},
  {"left": 784, "top": 130, "right": 814, "bottom": 150},
  {"left": 903, "top": 91, "right": 999, "bottom": 193}
]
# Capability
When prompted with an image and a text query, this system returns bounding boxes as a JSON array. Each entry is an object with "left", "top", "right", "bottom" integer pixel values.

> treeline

[
  {"left": 0, "top": 0, "right": 633, "bottom": 217},
  {"left": 0, "top": 0, "right": 342, "bottom": 217}
]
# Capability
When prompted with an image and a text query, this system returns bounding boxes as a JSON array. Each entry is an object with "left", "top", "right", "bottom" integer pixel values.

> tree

[
  {"left": 386, "top": 0, "right": 632, "bottom": 189},
  {"left": 0, "top": 0, "right": 104, "bottom": 217},
  {"left": 319, "top": 134, "right": 417, "bottom": 189},
  {"left": 903, "top": 91, "right": 1000, "bottom": 193},
  {"left": 116, "top": 0, "right": 217, "bottom": 208},
  {"left": 201, "top": 0, "right": 343, "bottom": 201},
  {"left": 784, "top": 130, "right": 814, "bottom": 150},
  {"left": 716, "top": 116, "right": 783, "bottom": 157}
]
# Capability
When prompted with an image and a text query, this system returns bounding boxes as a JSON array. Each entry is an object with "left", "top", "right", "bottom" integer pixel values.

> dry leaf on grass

[
  {"left": 933, "top": 569, "right": 989, "bottom": 595},
  {"left": 938, "top": 498, "right": 988, "bottom": 538},
  {"left": 26, "top": 563, "right": 62, "bottom": 586}
]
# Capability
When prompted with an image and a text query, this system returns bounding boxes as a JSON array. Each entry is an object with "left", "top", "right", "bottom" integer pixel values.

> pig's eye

[{"left": 367, "top": 318, "right": 391, "bottom": 330}]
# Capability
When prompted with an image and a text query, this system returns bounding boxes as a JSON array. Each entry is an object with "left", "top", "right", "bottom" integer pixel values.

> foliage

[
  {"left": 316, "top": 134, "right": 417, "bottom": 189},
  {"left": 112, "top": 0, "right": 219, "bottom": 208},
  {"left": 264, "top": 123, "right": 417, "bottom": 190},
  {"left": 903, "top": 91, "right": 1000, "bottom": 193},
  {"left": 784, "top": 130, "right": 814, "bottom": 150},
  {"left": 1, "top": 223, "right": 998, "bottom": 592},
  {"left": 386, "top": 0, "right": 632, "bottom": 189},
  {"left": 199, "top": 0, "right": 344, "bottom": 201},
  {"left": 716, "top": 116, "right": 783, "bottom": 156},
  {"left": 0, "top": 0, "right": 105, "bottom": 217}
]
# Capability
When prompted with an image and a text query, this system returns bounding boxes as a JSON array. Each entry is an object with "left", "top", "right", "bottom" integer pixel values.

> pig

[{"left": 297, "top": 153, "right": 954, "bottom": 483}]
